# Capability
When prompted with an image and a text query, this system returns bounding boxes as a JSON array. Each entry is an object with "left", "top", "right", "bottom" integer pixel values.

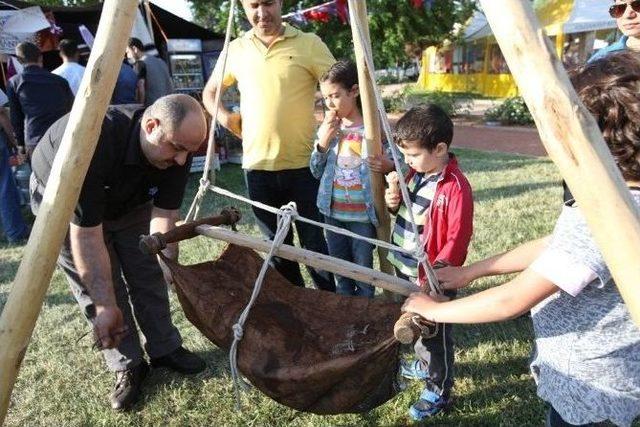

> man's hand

[
  {"left": 92, "top": 304, "right": 126, "bottom": 349},
  {"left": 317, "top": 109, "right": 341, "bottom": 152},
  {"left": 220, "top": 111, "right": 242, "bottom": 139},
  {"left": 366, "top": 154, "right": 395, "bottom": 174},
  {"left": 436, "top": 265, "right": 474, "bottom": 291}
]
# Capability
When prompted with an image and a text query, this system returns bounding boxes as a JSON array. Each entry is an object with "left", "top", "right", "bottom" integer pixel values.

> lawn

[{"left": 0, "top": 148, "right": 564, "bottom": 426}]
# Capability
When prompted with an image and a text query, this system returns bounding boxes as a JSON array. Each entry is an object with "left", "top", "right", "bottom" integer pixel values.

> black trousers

[{"left": 245, "top": 167, "right": 335, "bottom": 291}]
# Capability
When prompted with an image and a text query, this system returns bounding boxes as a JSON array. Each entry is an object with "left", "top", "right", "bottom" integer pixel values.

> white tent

[{"left": 464, "top": 0, "right": 617, "bottom": 41}]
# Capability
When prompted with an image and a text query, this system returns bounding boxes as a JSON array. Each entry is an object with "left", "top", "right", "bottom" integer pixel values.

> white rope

[
  {"left": 209, "top": 184, "right": 417, "bottom": 256},
  {"left": 347, "top": 1, "right": 440, "bottom": 294},
  {"left": 186, "top": 0, "right": 238, "bottom": 222},
  {"left": 228, "top": 202, "right": 297, "bottom": 409}
]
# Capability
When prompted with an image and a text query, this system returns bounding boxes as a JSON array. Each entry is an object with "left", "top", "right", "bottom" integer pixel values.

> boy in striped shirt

[{"left": 385, "top": 104, "right": 473, "bottom": 420}]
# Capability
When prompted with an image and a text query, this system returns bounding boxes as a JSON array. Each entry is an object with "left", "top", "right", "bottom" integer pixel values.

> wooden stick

[
  {"left": 347, "top": 0, "right": 395, "bottom": 286},
  {"left": 0, "top": 1, "right": 139, "bottom": 423},
  {"left": 479, "top": 0, "right": 640, "bottom": 325},
  {"left": 139, "top": 208, "right": 241, "bottom": 255},
  {"left": 196, "top": 226, "right": 420, "bottom": 296}
]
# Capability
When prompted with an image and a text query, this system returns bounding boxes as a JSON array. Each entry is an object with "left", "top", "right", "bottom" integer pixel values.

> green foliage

[
  {"left": 188, "top": 0, "right": 476, "bottom": 68},
  {"left": 485, "top": 97, "right": 535, "bottom": 126},
  {"left": 383, "top": 87, "right": 460, "bottom": 116}
]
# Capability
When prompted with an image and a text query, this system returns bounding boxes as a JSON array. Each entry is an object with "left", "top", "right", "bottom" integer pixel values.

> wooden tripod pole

[
  {"left": 347, "top": 0, "right": 394, "bottom": 280},
  {"left": 0, "top": 1, "right": 139, "bottom": 423},
  {"left": 479, "top": 0, "right": 640, "bottom": 326}
]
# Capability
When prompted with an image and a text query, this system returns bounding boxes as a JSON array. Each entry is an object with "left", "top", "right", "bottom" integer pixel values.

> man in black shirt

[
  {"left": 7, "top": 42, "right": 73, "bottom": 158},
  {"left": 30, "top": 94, "right": 208, "bottom": 411}
]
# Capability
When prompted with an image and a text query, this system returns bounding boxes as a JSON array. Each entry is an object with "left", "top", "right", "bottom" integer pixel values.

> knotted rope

[{"left": 228, "top": 202, "right": 298, "bottom": 408}]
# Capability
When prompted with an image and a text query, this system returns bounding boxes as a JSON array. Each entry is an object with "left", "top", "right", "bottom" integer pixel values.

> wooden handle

[{"left": 139, "top": 207, "right": 241, "bottom": 255}]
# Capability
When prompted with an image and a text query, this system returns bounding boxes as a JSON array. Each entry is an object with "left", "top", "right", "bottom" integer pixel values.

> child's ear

[
  {"left": 435, "top": 142, "right": 448, "bottom": 157},
  {"left": 351, "top": 84, "right": 359, "bottom": 97}
]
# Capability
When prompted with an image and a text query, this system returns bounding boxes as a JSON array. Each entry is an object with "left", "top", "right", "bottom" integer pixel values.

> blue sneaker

[
  {"left": 400, "top": 359, "right": 429, "bottom": 380},
  {"left": 408, "top": 388, "right": 448, "bottom": 421}
]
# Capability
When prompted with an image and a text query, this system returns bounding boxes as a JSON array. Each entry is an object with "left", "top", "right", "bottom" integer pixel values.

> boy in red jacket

[{"left": 385, "top": 104, "right": 473, "bottom": 420}]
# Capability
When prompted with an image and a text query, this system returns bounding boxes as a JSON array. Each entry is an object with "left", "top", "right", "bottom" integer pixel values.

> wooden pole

[
  {"left": 0, "top": 1, "right": 139, "bottom": 423},
  {"left": 347, "top": 0, "right": 395, "bottom": 287},
  {"left": 479, "top": 0, "right": 640, "bottom": 326},
  {"left": 196, "top": 226, "right": 420, "bottom": 296}
]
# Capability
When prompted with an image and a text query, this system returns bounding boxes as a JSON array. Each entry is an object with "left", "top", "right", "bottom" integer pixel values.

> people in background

[
  {"left": 6, "top": 42, "right": 73, "bottom": 158},
  {"left": 126, "top": 37, "right": 174, "bottom": 106},
  {"left": 52, "top": 39, "right": 86, "bottom": 96}
]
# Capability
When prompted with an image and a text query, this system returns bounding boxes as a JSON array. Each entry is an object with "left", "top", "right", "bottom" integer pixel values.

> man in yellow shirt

[{"left": 203, "top": 0, "right": 335, "bottom": 291}]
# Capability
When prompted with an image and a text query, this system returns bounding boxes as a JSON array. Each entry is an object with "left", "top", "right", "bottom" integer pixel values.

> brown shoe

[{"left": 109, "top": 362, "right": 149, "bottom": 411}]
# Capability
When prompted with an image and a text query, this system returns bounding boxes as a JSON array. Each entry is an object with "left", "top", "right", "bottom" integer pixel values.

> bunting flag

[
  {"left": 335, "top": 0, "right": 348, "bottom": 24},
  {"left": 284, "top": 1, "right": 349, "bottom": 25},
  {"left": 411, "top": 0, "right": 435, "bottom": 10}
]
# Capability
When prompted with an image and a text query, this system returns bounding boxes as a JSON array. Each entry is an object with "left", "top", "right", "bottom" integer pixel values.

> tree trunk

[{"left": 347, "top": 0, "right": 395, "bottom": 292}]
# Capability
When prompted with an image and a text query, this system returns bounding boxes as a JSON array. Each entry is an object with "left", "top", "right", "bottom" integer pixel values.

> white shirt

[
  {"left": 52, "top": 62, "right": 86, "bottom": 96},
  {"left": 0, "top": 89, "right": 8, "bottom": 106}
]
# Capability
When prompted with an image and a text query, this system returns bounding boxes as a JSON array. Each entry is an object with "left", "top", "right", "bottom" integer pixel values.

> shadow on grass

[
  {"left": 473, "top": 181, "right": 558, "bottom": 202},
  {"left": 139, "top": 345, "right": 230, "bottom": 402}
]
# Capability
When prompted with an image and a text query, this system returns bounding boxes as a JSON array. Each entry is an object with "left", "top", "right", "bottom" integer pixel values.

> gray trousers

[
  {"left": 57, "top": 203, "right": 182, "bottom": 371},
  {"left": 30, "top": 177, "right": 182, "bottom": 371}
]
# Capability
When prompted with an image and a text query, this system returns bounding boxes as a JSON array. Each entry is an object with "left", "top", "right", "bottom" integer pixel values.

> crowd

[{"left": 0, "top": 0, "right": 639, "bottom": 425}]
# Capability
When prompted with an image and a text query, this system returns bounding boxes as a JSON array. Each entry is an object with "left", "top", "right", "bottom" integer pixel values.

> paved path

[{"left": 452, "top": 123, "right": 546, "bottom": 157}]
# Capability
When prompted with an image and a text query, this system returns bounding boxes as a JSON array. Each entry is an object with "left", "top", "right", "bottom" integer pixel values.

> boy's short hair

[
  {"left": 15, "top": 42, "right": 41, "bottom": 64},
  {"left": 394, "top": 104, "right": 453, "bottom": 151},
  {"left": 128, "top": 37, "right": 144, "bottom": 51},
  {"left": 58, "top": 39, "right": 78, "bottom": 57}
]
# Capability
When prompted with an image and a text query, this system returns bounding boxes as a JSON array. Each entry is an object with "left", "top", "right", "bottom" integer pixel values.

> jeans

[
  {"left": 0, "top": 132, "right": 28, "bottom": 242},
  {"left": 245, "top": 168, "right": 335, "bottom": 291},
  {"left": 325, "top": 216, "right": 375, "bottom": 298}
]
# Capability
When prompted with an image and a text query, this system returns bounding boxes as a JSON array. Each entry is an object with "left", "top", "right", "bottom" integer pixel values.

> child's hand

[
  {"left": 317, "top": 109, "right": 341, "bottom": 151},
  {"left": 401, "top": 292, "right": 439, "bottom": 321},
  {"left": 385, "top": 171, "right": 401, "bottom": 210},
  {"left": 436, "top": 265, "right": 473, "bottom": 290},
  {"left": 366, "top": 155, "right": 395, "bottom": 174}
]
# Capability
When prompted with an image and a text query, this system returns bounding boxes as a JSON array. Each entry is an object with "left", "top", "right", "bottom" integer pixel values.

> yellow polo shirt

[{"left": 216, "top": 24, "right": 335, "bottom": 171}]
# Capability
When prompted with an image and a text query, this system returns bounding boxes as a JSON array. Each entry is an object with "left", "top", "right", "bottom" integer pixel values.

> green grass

[{"left": 1, "top": 148, "right": 564, "bottom": 426}]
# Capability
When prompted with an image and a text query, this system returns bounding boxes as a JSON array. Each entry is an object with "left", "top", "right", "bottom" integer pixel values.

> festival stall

[
  {"left": 0, "top": 0, "right": 223, "bottom": 96},
  {"left": 417, "top": 0, "right": 618, "bottom": 97}
]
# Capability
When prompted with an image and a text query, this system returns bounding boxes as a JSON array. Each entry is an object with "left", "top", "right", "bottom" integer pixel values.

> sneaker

[
  {"left": 400, "top": 359, "right": 429, "bottom": 381},
  {"left": 408, "top": 388, "right": 448, "bottom": 421}
]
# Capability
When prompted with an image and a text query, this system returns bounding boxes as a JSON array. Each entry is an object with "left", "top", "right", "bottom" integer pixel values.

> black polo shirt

[{"left": 31, "top": 105, "right": 191, "bottom": 227}]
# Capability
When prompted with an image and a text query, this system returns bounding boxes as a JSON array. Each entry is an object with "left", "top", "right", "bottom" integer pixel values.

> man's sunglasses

[{"left": 609, "top": 1, "right": 640, "bottom": 18}]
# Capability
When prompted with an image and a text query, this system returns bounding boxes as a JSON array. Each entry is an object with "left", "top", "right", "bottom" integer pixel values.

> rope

[
  {"left": 186, "top": 0, "right": 238, "bottom": 222},
  {"left": 228, "top": 202, "right": 298, "bottom": 409},
  {"left": 209, "top": 184, "right": 417, "bottom": 256},
  {"left": 347, "top": 0, "right": 440, "bottom": 294}
]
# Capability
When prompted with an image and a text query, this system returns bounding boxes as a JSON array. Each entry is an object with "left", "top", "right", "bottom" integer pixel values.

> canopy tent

[
  {"left": 418, "top": 0, "right": 618, "bottom": 98},
  {"left": 0, "top": 0, "right": 223, "bottom": 89}
]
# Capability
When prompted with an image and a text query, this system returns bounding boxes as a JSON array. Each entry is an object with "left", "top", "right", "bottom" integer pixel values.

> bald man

[{"left": 30, "top": 94, "right": 208, "bottom": 411}]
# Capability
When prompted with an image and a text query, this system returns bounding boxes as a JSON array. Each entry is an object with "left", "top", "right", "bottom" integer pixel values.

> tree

[{"left": 189, "top": 0, "right": 476, "bottom": 67}]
